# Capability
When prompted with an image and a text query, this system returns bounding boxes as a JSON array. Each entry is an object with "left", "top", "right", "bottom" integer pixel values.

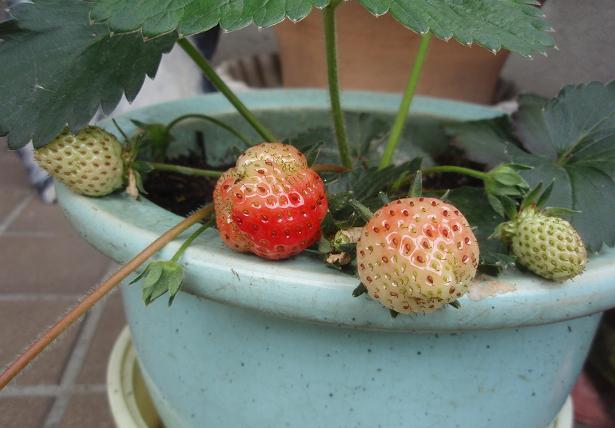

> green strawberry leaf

[
  {"left": 450, "top": 81, "right": 615, "bottom": 251},
  {"left": 444, "top": 187, "right": 513, "bottom": 269},
  {"left": 447, "top": 116, "right": 525, "bottom": 168},
  {"left": 0, "top": 0, "right": 176, "bottom": 149},
  {"left": 91, "top": 0, "right": 553, "bottom": 57},
  {"left": 328, "top": 158, "right": 422, "bottom": 203},
  {"left": 324, "top": 159, "right": 422, "bottom": 234}
]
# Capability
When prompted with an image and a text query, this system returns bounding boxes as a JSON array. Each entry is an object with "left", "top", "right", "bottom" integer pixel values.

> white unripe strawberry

[
  {"left": 34, "top": 127, "right": 125, "bottom": 197},
  {"left": 356, "top": 197, "right": 479, "bottom": 314}
]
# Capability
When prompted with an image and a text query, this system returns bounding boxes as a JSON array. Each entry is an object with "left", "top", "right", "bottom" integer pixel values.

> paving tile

[
  {"left": 77, "top": 291, "right": 126, "bottom": 384},
  {"left": 0, "top": 301, "right": 82, "bottom": 386},
  {"left": 0, "top": 397, "right": 53, "bottom": 428},
  {"left": 0, "top": 236, "right": 111, "bottom": 294},
  {"left": 60, "top": 393, "right": 115, "bottom": 428},
  {"left": 0, "top": 190, "right": 31, "bottom": 225},
  {"left": 0, "top": 155, "right": 30, "bottom": 190},
  {"left": 6, "top": 197, "right": 80, "bottom": 238},
  {"left": 0, "top": 138, "right": 14, "bottom": 162}
]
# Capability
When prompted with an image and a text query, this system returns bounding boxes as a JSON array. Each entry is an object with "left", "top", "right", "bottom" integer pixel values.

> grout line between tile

[
  {"left": 41, "top": 296, "right": 109, "bottom": 428},
  {"left": 0, "top": 383, "right": 107, "bottom": 398},
  {"left": 0, "top": 192, "right": 34, "bottom": 235}
]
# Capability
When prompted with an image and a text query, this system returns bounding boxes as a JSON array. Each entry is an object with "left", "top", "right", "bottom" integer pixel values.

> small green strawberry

[
  {"left": 34, "top": 126, "right": 125, "bottom": 197},
  {"left": 495, "top": 207, "right": 587, "bottom": 281},
  {"left": 356, "top": 197, "right": 479, "bottom": 314}
]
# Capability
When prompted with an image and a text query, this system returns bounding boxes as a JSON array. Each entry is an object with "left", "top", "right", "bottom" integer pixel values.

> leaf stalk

[
  {"left": 165, "top": 113, "right": 254, "bottom": 148},
  {"left": 143, "top": 162, "right": 223, "bottom": 178},
  {"left": 422, "top": 165, "right": 488, "bottom": 180},
  {"left": 177, "top": 38, "right": 276, "bottom": 142},
  {"left": 323, "top": 0, "right": 353, "bottom": 169},
  {"left": 379, "top": 33, "right": 432, "bottom": 169},
  {"left": 171, "top": 219, "right": 214, "bottom": 262}
]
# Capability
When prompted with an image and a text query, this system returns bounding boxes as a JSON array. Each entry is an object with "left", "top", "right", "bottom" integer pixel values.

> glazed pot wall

[
  {"left": 124, "top": 283, "right": 600, "bottom": 428},
  {"left": 56, "top": 90, "right": 615, "bottom": 428}
]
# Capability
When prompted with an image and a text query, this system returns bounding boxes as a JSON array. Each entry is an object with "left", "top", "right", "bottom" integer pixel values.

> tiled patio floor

[{"left": 0, "top": 140, "right": 123, "bottom": 427}]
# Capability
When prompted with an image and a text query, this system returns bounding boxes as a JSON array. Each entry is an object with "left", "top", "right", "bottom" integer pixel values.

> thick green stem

[
  {"left": 422, "top": 165, "right": 488, "bottom": 180},
  {"left": 379, "top": 33, "right": 432, "bottom": 169},
  {"left": 145, "top": 162, "right": 223, "bottom": 178},
  {"left": 171, "top": 219, "right": 214, "bottom": 262},
  {"left": 178, "top": 38, "right": 276, "bottom": 142},
  {"left": 144, "top": 161, "right": 343, "bottom": 178},
  {"left": 323, "top": 1, "right": 352, "bottom": 169},
  {"left": 166, "top": 114, "right": 253, "bottom": 148}
]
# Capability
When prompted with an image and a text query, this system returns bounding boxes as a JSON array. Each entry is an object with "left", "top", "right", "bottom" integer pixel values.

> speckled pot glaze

[{"left": 57, "top": 90, "right": 615, "bottom": 428}]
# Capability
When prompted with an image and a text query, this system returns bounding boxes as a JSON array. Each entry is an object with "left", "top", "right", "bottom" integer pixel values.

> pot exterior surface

[
  {"left": 55, "top": 90, "right": 615, "bottom": 428},
  {"left": 123, "top": 282, "right": 598, "bottom": 428}
]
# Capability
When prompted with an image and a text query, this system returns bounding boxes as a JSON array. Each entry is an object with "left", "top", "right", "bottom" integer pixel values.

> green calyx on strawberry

[
  {"left": 34, "top": 126, "right": 125, "bottom": 197},
  {"left": 214, "top": 142, "right": 328, "bottom": 260},
  {"left": 492, "top": 182, "right": 587, "bottom": 281},
  {"left": 355, "top": 197, "right": 479, "bottom": 314},
  {"left": 492, "top": 184, "right": 587, "bottom": 281},
  {"left": 495, "top": 207, "right": 587, "bottom": 281},
  {"left": 483, "top": 163, "right": 531, "bottom": 215}
]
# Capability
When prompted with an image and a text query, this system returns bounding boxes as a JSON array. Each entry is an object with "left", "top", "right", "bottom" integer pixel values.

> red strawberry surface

[
  {"left": 214, "top": 143, "right": 328, "bottom": 260},
  {"left": 356, "top": 197, "right": 479, "bottom": 313}
]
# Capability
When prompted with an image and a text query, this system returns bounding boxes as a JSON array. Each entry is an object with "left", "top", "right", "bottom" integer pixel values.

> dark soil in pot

[
  {"left": 142, "top": 118, "right": 486, "bottom": 217},
  {"left": 144, "top": 156, "right": 219, "bottom": 216}
]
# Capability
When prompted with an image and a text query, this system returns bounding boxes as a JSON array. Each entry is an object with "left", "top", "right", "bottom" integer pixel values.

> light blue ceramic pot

[{"left": 57, "top": 90, "right": 615, "bottom": 428}]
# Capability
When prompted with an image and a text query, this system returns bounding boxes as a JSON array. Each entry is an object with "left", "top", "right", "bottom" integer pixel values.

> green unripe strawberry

[
  {"left": 497, "top": 207, "right": 587, "bottom": 281},
  {"left": 34, "top": 126, "right": 125, "bottom": 197}
]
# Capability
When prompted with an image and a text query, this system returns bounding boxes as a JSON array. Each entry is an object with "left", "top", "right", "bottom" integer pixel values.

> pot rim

[{"left": 58, "top": 89, "right": 615, "bottom": 332}]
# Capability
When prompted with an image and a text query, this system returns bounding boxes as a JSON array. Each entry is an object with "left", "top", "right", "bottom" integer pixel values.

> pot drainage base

[{"left": 107, "top": 326, "right": 573, "bottom": 428}]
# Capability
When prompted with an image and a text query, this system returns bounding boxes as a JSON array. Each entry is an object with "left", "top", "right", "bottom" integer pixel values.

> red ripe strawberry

[
  {"left": 214, "top": 143, "right": 328, "bottom": 260},
  {"left": 356, "top": 197, "right": 479, "bottom": 314}
]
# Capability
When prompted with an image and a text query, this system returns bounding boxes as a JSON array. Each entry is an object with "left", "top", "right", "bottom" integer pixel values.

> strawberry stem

[
  {"left": 379, "top": 33, "right": 432, "bottom": 169},
  {"left": 312, "top": 163, "right": 349, "bottom": 174},
  {"left": 112, "top": 118, "right": 131, "bottom": 143},
  {"left": 171, "top": 218, "right": 215, "bottom": 263},
  {"left": 177, "top": 38, "right": 277, "bottom": 143},
  {"left": 422, "top": 165, "right": 488, "bottom": 180},
  {"left": 323, "top": 0, "right": 353, "bottom": 170},
  {"left": 165, "top": 113, "right": 253, "bottom": 148},
  {"left": 0, "top": 204, "right": 214, "bottom": 390},
  {"left": 143, "top": 162, "right": 346, "bottom": 179},
  {"left": 144, "top": 162, "right": 223, "bottom": 178}
]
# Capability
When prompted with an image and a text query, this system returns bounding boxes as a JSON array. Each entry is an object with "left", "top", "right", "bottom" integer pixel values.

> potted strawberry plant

[{"left": 1, "top": 1, "right": 614, "bottom": 428}]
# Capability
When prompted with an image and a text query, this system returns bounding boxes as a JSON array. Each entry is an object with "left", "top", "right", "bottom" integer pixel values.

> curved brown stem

[
  {"left": 0, "top": 204, "right": 214, "bottom": 390},
  {"left": 312, "top": 163, "right": 349, "bottom": 174}
]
